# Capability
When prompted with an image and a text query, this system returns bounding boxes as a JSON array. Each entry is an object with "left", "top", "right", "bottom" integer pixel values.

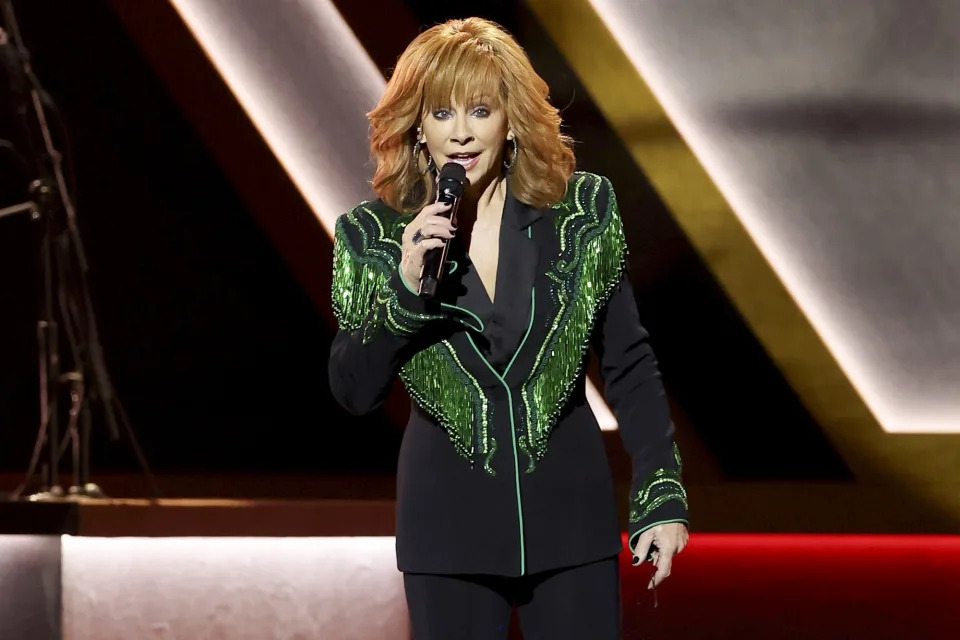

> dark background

[{"left": 0, "top": 0, "right": 849, "bottom": 489}]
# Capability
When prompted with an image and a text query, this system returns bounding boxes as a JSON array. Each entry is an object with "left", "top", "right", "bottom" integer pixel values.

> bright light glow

[
  {"left": 61, "top": 535, "right": 407, "bottom": 638},
  {"left": 588, "top": 0, "right": 956, "bottom": 433},
  {"left": 587, "top": 378, "right": 619, "bottom": 431},
  {"left": 168, "top": 0, "right": 384, "bottom": 233}
]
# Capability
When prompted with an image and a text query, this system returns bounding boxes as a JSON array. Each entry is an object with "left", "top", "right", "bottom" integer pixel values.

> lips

[{"left": 446, "top": 152, "right": 481, "bottom": 171}]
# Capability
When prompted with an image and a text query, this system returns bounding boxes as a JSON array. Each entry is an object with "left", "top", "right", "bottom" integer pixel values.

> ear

[{"left": 506, "top": 130, "right": 515, "bottom": 141}]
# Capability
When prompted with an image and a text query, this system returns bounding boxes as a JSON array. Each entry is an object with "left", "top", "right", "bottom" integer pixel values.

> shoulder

[
  {"left": 335, "top": 200, "right": 411, "bottom": 253},
  {"left": 334, "top": 200, "right": 411, "bottom": 270},
  {"left": 336, "top": 200, "right": 407, "bottom": 240},
  {"left": 554, "top": 172, "right": 626, "bottom": 256},
  {"left": 556, "top": 171, "right": 619, "bottom": 221}
]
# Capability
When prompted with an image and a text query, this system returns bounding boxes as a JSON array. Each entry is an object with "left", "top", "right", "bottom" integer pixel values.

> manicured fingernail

[{"left": 631, "top": 556, "right": 640, "bottom": 566}]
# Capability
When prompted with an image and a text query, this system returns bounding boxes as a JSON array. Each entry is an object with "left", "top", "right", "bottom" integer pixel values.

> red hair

[{"left": 367, "top": 18, "right": 576, "bottom": 212}]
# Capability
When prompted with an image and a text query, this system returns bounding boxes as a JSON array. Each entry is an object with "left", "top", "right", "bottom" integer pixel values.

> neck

[{"left": 458, "top": 174, "right": 507, "bottom": 228}]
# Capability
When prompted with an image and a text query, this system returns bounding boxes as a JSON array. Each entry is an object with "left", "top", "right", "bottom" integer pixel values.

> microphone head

[{"left": 437, "top": 161, "right": 467, "bottom": 196}]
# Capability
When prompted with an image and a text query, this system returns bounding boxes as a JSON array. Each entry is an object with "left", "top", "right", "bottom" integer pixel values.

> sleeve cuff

[
  {"left": 391, "top": 269, "right": 430, "bottom": 313},
  {"left": 377, "top": 269, "right": 445, "bottom": 337},
  {"left": 626, "top": 466, "right": 689, "bottom": 555}
]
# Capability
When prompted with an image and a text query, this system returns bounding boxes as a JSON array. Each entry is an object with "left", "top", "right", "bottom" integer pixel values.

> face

[{"left": 420, "top": 97, "right": 511, "bottom": 189}]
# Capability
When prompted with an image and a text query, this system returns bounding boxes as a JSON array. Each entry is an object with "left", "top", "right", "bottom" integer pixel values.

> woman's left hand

[{"left": 632, "top": 522, "right": 689, "bottom": 589}]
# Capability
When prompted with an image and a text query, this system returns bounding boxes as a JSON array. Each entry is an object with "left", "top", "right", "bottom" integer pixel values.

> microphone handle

[{"left": 418, "top": 193, "right": 460, "bottom": 298}]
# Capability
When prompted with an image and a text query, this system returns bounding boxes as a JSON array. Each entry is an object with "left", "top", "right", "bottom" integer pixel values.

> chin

[{"left": 465, "top": 163, "right": 496, "bottom": 183}]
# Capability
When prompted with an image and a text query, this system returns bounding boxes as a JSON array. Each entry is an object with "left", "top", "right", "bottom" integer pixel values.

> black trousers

[{"left": 403, "top": 555, "right": 621, "bottom": 639}]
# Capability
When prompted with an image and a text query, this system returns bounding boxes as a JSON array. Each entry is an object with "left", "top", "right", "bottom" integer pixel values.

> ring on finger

[{"left": 411, "top": 229, "right": 424, "bottom": 245}]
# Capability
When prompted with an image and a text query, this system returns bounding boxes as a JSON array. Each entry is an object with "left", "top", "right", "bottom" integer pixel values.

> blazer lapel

[
  {"left": 439, "top": 185, "right": 549, "bottom": 388},
  {"left": 494, "top": 189, "right": 540, "bottom": 340}
]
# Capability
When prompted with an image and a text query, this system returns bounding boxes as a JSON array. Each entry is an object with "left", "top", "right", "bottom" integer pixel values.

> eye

[
  {"left": 432, "top": 108, "right": 452, "bottom": 120},
  {"left": 472, "top": 106, "right": 490, "bottom": 117}
]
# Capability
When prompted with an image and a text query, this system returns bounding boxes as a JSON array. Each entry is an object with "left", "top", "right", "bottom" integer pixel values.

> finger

[
  {"left": 650, "top": 547, "right": 676, "bottom": 589},
  {"left": 417, "top": 222, "right": 455, "bottom": 239},
  {"left": 632, "top": 532, "right": 654, "bottom": 567},
  {"left": 413, "top": 238, "right": 446, "bottom": 253},
  {"left": 404, "top": 219, "right": 455, "bottom": 246},
  {"left": 423, "top": 216, "right": 457, "bottom": 234},
  {"left": 417, "top": 201, "right": 452, "bottom": 220}
]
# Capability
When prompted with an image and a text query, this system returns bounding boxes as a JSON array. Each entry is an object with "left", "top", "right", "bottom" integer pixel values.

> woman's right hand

[{"left": 400, "top": 202, "right": 456, "bottom": 291}]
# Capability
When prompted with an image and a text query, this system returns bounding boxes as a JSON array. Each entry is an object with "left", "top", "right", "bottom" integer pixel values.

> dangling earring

[
  {"left": 503, "top": 137, "right": 518, "bottom": 172},
  {"left": 412, "top": 125, "right": 434, "bottom": 175}
]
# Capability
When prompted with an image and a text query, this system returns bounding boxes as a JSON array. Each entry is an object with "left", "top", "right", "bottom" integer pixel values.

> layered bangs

[{"left": 420, "top": 38, "right": 505, "bottom": 113}]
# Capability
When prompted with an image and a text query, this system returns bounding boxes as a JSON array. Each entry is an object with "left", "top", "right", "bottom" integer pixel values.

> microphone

[{"left": 418, "top": 161, "right": 466, "bottom": 298}]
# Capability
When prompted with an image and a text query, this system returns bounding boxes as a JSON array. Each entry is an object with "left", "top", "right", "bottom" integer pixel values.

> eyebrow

[{"left": 429, "top": 99, "right": 495, "bottom": 111}]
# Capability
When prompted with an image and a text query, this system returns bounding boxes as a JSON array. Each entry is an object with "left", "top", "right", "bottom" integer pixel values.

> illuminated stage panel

[
  {"left": 587, "top": 0, "right": 960, "bottom": 433},
  {"left": 62, "top": 536, "right": 408, "bottom": 640},
  {"left": 2, "top": 503, "right": 958, "bottom": 640},
  {"left": 168, "top": 0, "right": 384, "bottom": 233},
  {"left": 169, "top": 0, "right": 618, "bottom": 430},
  {"left": 5, "top": 530, "right": 948, "bottom": 639},
  {"left": 619, "top": 533, "right": 960, "bottom": 638}
]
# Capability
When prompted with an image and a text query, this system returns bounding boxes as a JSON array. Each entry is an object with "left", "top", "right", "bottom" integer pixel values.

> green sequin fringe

[
  {"left": 332, "top": 210, "right": 391, "bottom": 334},
  {"left": 518, "top": 174, "right": 628, "bottom": 470},
  {"left": 332, "top": 205, "right": 443, "bottom": 342},
  {"left": 400, "top": 341, "right": 493, "bottom": 471}
]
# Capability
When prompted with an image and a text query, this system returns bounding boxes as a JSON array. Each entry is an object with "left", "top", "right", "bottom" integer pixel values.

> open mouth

[{"left": 446, "top": 152, "right": 481, "bottom": 171}]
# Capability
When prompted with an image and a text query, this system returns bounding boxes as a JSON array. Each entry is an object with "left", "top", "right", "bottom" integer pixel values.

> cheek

[
  {"left": 480, "top": 129, "right": 507, "bottom": 156},
  {"left": 421, "top": 121, "right": 446, "bottom": 154}
]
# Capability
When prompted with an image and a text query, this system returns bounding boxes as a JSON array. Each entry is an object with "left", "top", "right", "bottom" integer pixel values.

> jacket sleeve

[
  {"left": 328, "top": 211, "right": 445, "bottom": 415},
  {"left": 590, "top": 182, "right": 688, "bottom": 555}
]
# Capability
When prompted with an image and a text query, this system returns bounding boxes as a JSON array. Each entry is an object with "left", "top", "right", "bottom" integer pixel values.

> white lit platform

[
  {"left": 0, "top": 499, "right": 408, "bottom": 640},
  {"left": 2, "top": 496, "right": 958, "bottom": 639}
]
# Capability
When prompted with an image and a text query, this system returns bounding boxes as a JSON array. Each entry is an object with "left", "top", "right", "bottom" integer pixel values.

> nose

[{"left": 450, "top": 115, "right": 474, "bottom": 146}]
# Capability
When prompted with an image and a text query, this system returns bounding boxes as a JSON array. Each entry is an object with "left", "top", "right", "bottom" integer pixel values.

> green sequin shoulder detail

[
  {"left": 518, "top": 172, "right": 628, "bottom": 469},
  {"left": 332, "top": 202, "right": 442, "bottom": 341},
  {"left": 331, "top": 201, "right": 492, "bottom": 468}
]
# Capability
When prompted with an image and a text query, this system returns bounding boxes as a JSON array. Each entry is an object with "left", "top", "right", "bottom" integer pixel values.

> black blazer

[{"left": 329, "top": 172, "right": 687, "bottom": 576}]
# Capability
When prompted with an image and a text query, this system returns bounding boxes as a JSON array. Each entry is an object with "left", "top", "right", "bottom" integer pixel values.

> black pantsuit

[
  {"left": 404, "top": 556, "right": 621, "bottom": 640},
  {"left": 329, "top": 173, "right": 688, "bottom": 633}
]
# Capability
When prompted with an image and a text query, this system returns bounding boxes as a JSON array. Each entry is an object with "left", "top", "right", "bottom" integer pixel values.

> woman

[{"left": 329, "top": 17, "right": 688, "bottom": 638}]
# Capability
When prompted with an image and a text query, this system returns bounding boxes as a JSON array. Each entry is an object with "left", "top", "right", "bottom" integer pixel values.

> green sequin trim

[
  {"left": 518, "top": 173, "right": 628, "bottom": 469},
  {"left": 628, "top": 467, "right": 688, "bottom": 524},
  {"left": 628, "top": 443, "right": 687, "bottom": 523}
]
